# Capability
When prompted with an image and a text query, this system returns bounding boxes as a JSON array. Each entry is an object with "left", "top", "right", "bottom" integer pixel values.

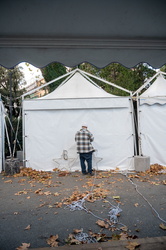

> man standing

[{"left": 75, "top": 124, "right": 94, "bottom": 176}]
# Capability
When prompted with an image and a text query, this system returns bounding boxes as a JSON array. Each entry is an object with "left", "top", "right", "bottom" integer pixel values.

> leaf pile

[
  {"left": 128, "top": 163, "right": 166, "bottom": 185},
  {"left": 13, "top": 168, "right": 52, "bottom": 183},
  {"left": 62, "top": 191, "right": 89, "bottom": 205},
  {"left": 58, "top": 171, "right": 70, "bottom": 177},
  {"left": 148, "top": 164, "right": 164, "bottom": 173},
  {"left": 65, "top": 229, "right": 138, "bottom": 246},
  {"left": 65, "top": 229, "right": 110, "bottom": 245},
  {"left": 62, "top": 187, "right": 108, "bottom": 205}
]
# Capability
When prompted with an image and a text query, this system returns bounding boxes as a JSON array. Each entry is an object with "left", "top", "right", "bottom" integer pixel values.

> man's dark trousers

[{"left": 79, "top": 152, "right": 93, "bottom": 174}]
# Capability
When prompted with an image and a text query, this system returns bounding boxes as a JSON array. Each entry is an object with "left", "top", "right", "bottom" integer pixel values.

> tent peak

[{"left": 133, "top": 71, "right": 166, "bottom": 96}]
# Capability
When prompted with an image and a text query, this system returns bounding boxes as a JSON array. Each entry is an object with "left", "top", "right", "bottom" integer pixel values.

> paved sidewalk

[
  {"left": 31, "top": 236, "right": 166, "bottom": 250},
  {"left": 0, "top": 168, "right": 166, "bottom": 250}
]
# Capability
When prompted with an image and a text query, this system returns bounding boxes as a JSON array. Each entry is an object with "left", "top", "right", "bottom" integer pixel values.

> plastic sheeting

[
  {"left": 23, "top": 100, "right": 134, "bottom": 171},
  {"left": 139, "top": 103, "right": 166, "bottom": 166}
]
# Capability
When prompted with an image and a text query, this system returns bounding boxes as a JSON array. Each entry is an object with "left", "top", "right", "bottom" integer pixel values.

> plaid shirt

[{"left": 75, "top": 128, "right": 94, "bottom": 153}]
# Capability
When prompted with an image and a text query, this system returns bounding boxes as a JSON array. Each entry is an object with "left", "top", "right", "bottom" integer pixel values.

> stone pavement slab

[
  {"left": 0, "top": 168, "right": 166, "bottom": 250},
  {"left": 30, "top": 236, "right": 166, "bottom": 250}
]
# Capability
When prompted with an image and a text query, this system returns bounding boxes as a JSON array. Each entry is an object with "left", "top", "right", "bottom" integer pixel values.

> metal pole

[
  {"left": 136, "top": 93, "right": 141, "bottom": 156},
  {"left": 9, "top": 70, "right": 13, "bottom": 156}
]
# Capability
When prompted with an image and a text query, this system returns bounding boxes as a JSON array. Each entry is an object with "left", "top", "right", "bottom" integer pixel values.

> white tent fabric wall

[
  {"left": 138, "top": 73, "right": 166, "bottom": 166},
  {"left": 23, "top": 71, "right": 135, "bottom": 171}
]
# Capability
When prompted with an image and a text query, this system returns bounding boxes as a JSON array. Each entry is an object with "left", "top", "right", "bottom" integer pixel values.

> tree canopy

[
  {"left": 41, "top": 63, "right": 67, "bottom": 92},
  {"left": 0, "top": 65, "right": 25, "bottom": 117},
  {"left": 0, "top": 65, "right": 25, "bottom": 156},
  {"left": 78, "top": 63, "right": 156, "bottom": 96}
]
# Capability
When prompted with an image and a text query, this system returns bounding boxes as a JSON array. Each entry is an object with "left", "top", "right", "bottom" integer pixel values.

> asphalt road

[{"left": 0, "top": 169, "right": 165, "bottom": 250}]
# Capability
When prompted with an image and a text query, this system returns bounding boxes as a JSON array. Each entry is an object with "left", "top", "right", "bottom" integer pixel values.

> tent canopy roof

[
  {"left": 0, "top": 1, "right": 166, "bottom": 68},
  {"left": 141, "top": 74, "right": 166, "bottom": 98},
  {"left": 23, "top": 68, "right": 131, "bottom": 99},
  {"left": 41, "top": 71, "right": 115, "bottom": 99},
  {"left": 139, "top": 72, "right": 166, "bottom": 105}
]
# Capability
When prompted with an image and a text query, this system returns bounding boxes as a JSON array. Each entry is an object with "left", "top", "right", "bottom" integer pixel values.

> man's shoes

[
  {"left": 82, "top": 172, "right": 88, "bottom": 175},
  {"left": 89, "top": 172, "right": 94, "bottom": 176}
]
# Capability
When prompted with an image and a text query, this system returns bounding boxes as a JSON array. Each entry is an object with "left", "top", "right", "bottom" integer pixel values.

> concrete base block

[
  {"left": 17, "top": 151, "right": 23, "bottom": 162},
  {"left": 5, "top": 158, "right": 20, "bottom": 175},
  {"left": 134, "top": 156, "right": 150, "bottom": 172}
]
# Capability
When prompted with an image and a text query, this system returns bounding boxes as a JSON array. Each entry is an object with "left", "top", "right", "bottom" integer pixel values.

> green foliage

[
  {"left": 0, "top": 66, "right": 25, "bottom": 117},
  {"left": 0, "top": 65, "right": 25, "bottom": 157},
  {"left": 160, "top": 65, "right": 166, "bottom": 74},
  {"left": 79, "top": 63, "right": 156, "bottom": 96},
  {"left": 78, "top": 63, "right": 100, "bottom": 76},
  {"left": 41, "top": 63, "right": 67, "bottom": 92}
]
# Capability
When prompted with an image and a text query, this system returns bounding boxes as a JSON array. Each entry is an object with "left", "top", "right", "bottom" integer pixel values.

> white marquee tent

[
  {"left": 0, "top": 100, "right": 5, "bottom": 172},
  {"left": 22, "top": 69, "right": 135, "bottom": 172},
  {"left": 135, "top": 71, "right": 166, "bottom": 166}
]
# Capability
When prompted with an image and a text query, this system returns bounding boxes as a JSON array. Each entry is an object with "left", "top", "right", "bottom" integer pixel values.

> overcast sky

[{"left": 19, "top": 62, "right": 43, "bottom": 86}]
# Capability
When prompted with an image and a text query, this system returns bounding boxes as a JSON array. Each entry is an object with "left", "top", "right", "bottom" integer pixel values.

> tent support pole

[
  {"left": 78, "top": 70, "right": 104, "bottom": 89},
  {"left": 132, "top": 71, "right": 164, "bottom": 96},
  {"left": 22, "top": 96, "right": 26, "bottom": 168},
  {"left": 136, "top": 93, "right": 142, "bottom": 156},
  {"left": 22, "top": 69, "right": 78, "bottom": 98},
  {"left": 53, "top": 69, "right": 77, "bottom": 90},
  {"left": 130, "top": 96, "right": 137, "bottom": 156},
  {"left": 1, "top": 103, "right": 5, "bottom": 171}
]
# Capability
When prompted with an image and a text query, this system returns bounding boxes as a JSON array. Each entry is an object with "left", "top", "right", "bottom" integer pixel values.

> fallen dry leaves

[
  {"left": 46, "top": 235, "right": 59, "bottom": 247},
  {"left": 61, "top": 186, "right": 108, "bottom": 205},
  {"left": 18, "top": 179, "right": 26, "bottom": 183},
  {"left": 16, "top": 243, "right": 30, "bottom": 250},
  {"left": 62, "top": 191, "right": 88, "bottom": 205},
  {"left": 73, "top": 228, "right": 83, "bottom": 234},
  {"left": 4, "top": 179, "right": 12, "bottom": 183},
  {"left": 24, "top": 225, "right": 31, "bottom": 230},
  {"left": 15, "top": 190, "right": 28, "bottom": 196},
  {"left": 65, "top": 228, "right": 138, "bottom": 246},
  {"left": 125, "top": 241, "right": 140, "bottom": 250},
  {"left": 13, "top": 167, "right": 52, "bottom": 184},
  {"left": 65, "top": 229, "right": 110, "bottom": 245},
  {"left": 54, "top": 192, "right": 61, "bottom": 196},
  {"left": 66, "top": 233, "right": 81, "bottom": 245},
  {"left": 148, "top": 164, "right": 164, "bottom": 173},
  {"left": 58, "top": 171, "right": 70, "bottom": 177},
  {"left": 96, "top": 220, "right": 110, "bottom": 229},
  {"left": 2, "top": 166, "right": 166, "bottom": 249},
  {"left": 159, "top": 223, "right": 166, "bottom": 230},
  {"left": 128, "top": 164, "right": 166, "bottom": 185},
  {"left": 55, "top": 202, "right": 63, "bottom": 208}
]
